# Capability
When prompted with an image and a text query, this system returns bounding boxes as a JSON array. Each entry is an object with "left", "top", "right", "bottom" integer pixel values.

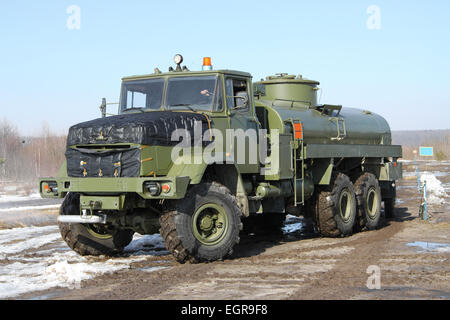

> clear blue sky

[{"left": 0, "top": 0, "right": 449, "bottom": 135}]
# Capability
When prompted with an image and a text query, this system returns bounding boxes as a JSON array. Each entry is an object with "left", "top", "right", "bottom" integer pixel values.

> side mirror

[
  {"left": 99, "top": 98, "right": 119, "bottom": 117},
  {"left": 100, "top": 98, "right": 107, "bottom": 118}
]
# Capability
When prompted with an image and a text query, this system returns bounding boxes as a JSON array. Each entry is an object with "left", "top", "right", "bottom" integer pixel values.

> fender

[{"left": 167, "top": 158, "right": 250, "bottom": 217}]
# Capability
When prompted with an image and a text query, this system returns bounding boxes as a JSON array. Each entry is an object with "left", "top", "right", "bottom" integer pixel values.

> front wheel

[
  {"left": 159, "top": 182, "right": 243, "bottom": 263},
  {"left": 58, "top": 193, "right": 134, "bottom": 256}
]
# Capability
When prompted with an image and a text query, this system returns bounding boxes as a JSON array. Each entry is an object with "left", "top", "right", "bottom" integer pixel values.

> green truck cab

[{"left": 39, "top": 55, "right": 402, "bottom": 263}]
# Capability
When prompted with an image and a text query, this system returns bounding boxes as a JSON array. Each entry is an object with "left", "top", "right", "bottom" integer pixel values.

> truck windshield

[
  {"left": 120, "top": 79, "right": 164, "bottom": 111},
  {"left": 166, "top": 76, "right": 218, "bottom": 111}
]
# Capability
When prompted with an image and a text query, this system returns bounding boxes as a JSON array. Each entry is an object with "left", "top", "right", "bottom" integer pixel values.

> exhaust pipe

[{"left": 58, "top": 214, "right": 107, "bottom": 224}]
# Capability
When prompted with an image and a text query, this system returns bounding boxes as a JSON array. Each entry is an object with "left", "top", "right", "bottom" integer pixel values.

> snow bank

[
  {"left": 0, "top": 193, "right": 41, "bottom": 203},
  {"left": 0, "top": 226, "right": 170, "bottom": 299},
  {"left": 0, "top": 225, "right": 59, "bottom": 246},
  {"left": 420, "top": 173, "right": 447, "bottom": 205},
  {"left": 0, "top": 252, "right": 146, "bottom": 299},
  {"left": 0, "top": 204, "right": 60, "bottom": 213}
]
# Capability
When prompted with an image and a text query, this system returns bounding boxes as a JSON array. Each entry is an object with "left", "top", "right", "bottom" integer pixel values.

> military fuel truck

[{"left": 39, "top": 55, "right": 402, "bottom": 263}]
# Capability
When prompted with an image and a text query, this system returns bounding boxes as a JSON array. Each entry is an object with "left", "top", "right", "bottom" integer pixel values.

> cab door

[{"left": 226, "top": 77, "right": 260, "bottom": 174}]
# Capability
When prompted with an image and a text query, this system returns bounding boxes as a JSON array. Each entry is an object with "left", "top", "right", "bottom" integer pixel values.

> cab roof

[{"left": 122, "top": 69, "right": 252, "bottom": 82}]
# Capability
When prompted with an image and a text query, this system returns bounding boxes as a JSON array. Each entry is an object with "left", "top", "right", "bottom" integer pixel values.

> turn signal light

[{"left": 161, "top": 184, "right": 171, "bottom": 193}]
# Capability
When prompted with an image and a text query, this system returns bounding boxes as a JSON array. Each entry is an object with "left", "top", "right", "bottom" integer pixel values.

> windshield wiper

[
  {"left": 123, "top": 107, "right": 145, "bottom": 113},
  {"left": 169, "top": 104, "right": 196, "bottom": 112}
]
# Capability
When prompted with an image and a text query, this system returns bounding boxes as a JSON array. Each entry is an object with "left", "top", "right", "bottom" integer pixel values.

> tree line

[{"left": 0, "top": 119, "right": 66, "bottom": 182}]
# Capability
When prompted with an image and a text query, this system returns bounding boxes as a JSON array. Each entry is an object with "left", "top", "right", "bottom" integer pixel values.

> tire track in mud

[
  {"left": 23, "top": 222, "right": 403, "bottom": 300},
  {"left": 288, "top": 219, "right": 406, "bottom": 300}
]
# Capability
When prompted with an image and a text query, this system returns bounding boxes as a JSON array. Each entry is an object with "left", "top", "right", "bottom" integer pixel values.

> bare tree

[{"left": 0, "top": 119, "right": 66, "bottom": 182}]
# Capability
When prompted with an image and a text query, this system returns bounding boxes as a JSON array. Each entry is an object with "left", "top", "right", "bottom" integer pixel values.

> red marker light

[{"left": 293, "top": 123, "right": 303, "bottom": 140}]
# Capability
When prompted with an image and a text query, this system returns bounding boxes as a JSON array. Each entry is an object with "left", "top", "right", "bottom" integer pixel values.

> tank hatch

[{"left": 255, "top": 73, "right": 320, "bottom": 107}]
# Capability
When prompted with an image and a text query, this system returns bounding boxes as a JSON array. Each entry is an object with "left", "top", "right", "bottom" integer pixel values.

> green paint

[{"left": 39, "top": 64, "right": 402, "bottom": 242}]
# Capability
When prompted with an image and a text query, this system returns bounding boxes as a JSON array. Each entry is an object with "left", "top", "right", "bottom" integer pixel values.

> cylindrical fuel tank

[{"left": 254, "top": 74, "right": 392, "bottom": 145}]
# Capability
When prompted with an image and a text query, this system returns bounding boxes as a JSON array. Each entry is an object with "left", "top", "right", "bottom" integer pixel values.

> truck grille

[{"left": 66, "top": 146, "right": 141, "bottom": 178}]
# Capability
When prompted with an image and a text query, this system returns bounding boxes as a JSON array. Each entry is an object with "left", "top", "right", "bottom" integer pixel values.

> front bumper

[{"left": 39, "top": 176, "right": 191, "bottom": 201}]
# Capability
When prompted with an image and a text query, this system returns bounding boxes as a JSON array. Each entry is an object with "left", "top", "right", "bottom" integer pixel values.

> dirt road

[{"left": 2, "top": 161, "right": 449, "bottom": 300}]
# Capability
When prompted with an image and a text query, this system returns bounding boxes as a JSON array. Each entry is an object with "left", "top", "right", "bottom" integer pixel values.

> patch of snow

[
  {"left": 420, "top": 173, "right": 447, "bottom": 204},
  {"left": 0, "top": 225, "right": 59, "bottom": 246},
  {"left": 124, "top": 234, "right": 168, "bottom": 255},
  {"left": 0, "top": 252, "right": 146, "bottom": 299},
  {"left": 0, "top": 193, "right": 41, "bottom": 203},
  {"left": 136, "top": 266, "right": 171, "bottom": 273},
  {"left": 0, "top": 226, "right": 171, "bottom": 299},
  {"left": 0, "top": 204, "right": 60, "bottom": 213},
  {"left": 406, "top": 241, "right": 450, "bottom": 253},
  {"left": 0, "top": 232, "right": 61, "bottom": 256},
  {"left": 283, "top": 222, "right": 303, "bottom": 234},
  {"left": 283, "top": 215, "right": 304, "bottom": 234}
]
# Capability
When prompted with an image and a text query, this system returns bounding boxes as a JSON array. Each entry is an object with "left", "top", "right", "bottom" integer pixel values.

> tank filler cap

[{"left": 266, "top": 73, "right": 296, "bottom": 80}]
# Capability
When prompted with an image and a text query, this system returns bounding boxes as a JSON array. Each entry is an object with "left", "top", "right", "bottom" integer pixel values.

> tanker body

[{"left": 253, "top": 73, "right": 402, "bottom": 237}]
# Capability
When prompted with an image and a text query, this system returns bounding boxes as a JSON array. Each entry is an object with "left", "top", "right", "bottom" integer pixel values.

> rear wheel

[
  {"left": 354, "top": 173, "right": 382, "bottom": 230},
  {"left": 159, "top": 182, "right": 243, "bottom": 263},
  {"left": 58, "top": 192, "right": 134, "bottom": 256},
  {"left": 315, "top": 173, "right": 357, "bottom": 237}
]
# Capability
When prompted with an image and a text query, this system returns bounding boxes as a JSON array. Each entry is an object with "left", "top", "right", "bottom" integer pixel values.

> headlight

[
  {"left": 145, "top": 182, "right": 161, "bottom": 196},
  {"left": 174, "top": 54, "right": 183, "bottom": 65}
]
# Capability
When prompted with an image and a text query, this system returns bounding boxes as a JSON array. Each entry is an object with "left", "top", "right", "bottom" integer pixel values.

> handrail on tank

[
  {"left": 314, "top": 104, "right": 343, "bottom": 116},
  {"left": 271, "top": 98, "right": 311, "bottom": 108}
]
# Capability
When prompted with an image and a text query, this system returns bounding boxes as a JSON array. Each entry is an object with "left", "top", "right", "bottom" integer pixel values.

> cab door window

[{"left": 226, "top": 78, "right": 249, "bottom": 111}]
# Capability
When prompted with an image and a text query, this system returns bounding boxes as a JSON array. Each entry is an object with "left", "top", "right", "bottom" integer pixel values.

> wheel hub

[
  {"left": 192, "top": 204, "right": 228, "bottom": 246},
  {"left": 200, "top": 215, "right": 214, "bottom": 231}
]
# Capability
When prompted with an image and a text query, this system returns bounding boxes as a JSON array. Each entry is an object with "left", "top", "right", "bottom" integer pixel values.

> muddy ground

[{"left": 4, "top": 161, "right": 450, "bottom": 300}]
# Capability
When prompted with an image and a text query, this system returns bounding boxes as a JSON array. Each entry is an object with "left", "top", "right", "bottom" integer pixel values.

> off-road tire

[
  {"left": 159, "top": 182, "right": 243, "bottom": 263},
  {"left": 354, "top": 173, "right": 382, "bottom": 231},
  {"left": 58, "top": 192, "right": 134, "bottom": 256},
  {"left": 315, "top": 173, "right": 357, "bottom": 237},
  {"left": 242, "top": 213, "right": 287, "bottom": 236}
]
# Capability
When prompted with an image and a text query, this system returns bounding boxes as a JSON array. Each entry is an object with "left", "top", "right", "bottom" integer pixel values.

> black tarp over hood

[{"left": 66, "top": 111, "right": 213, "bottom": 146}]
